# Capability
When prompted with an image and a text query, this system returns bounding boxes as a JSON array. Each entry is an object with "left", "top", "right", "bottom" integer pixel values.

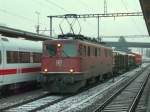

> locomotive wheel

[{"left": 87, "top": 78, "right": 96, "bottom": 85}]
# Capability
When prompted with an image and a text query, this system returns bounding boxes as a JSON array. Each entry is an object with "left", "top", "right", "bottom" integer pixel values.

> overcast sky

[{"left": 0, "top": 0, "right": 148, "bottom": 37}]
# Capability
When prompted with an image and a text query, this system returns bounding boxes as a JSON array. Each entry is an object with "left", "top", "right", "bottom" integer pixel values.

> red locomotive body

[
  {"left": 131, "top": 53, "right": 142, "bottom": 66},
  {"left": 42, "top": 40, "right": 80, "bottom": 74},
  {"left": 41, "top": 35, "right": 113, "bottom": 93}
]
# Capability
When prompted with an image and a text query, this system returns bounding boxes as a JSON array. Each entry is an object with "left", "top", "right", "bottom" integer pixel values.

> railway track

[
  {"left": 135, "top": 69, "right": 150, "bottom": 112},
  {"left": 4, "top": 95, "right": 70, "bottom": 112},
  {"left": 0, "top": 89, "right": 49, "bottom": 111},
  {"left": 1, "top": 64, "right": 149, "bottom": 112},
  {"left": 93, "top": 67, "right": 150, "bottom": 112},
  {"left": 38, "top": 66, "right": 147, "bottom": 112}
]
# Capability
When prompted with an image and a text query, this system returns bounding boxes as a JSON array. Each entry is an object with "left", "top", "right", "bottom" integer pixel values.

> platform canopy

[
  {"left": 0, "top": 25, "right": 50, "bottom": 41},
  {"left": 140, "top": 0, "right": 150, "bottom": 35}
]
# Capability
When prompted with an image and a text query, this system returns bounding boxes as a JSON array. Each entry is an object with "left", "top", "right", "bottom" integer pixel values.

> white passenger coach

[{"left": 0, "top": 35, "right": 42, "bottom": 91}]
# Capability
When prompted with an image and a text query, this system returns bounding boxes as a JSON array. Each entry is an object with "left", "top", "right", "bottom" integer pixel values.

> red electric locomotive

[{"left": 41, "top": 34, "right": 113, "bottom": 93}]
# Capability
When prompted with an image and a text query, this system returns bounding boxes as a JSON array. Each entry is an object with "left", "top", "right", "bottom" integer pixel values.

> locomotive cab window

[
  {"left": 62, "top": 44, "right": 77, "bottom": 57},
  {"left": 46, "top": 44, "right": 57, "bottom": 56}
]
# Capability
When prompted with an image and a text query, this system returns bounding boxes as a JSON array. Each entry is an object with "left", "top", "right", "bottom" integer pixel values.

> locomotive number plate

[{"left": 56, "top": 60, "right": 63, "bottom": 66}]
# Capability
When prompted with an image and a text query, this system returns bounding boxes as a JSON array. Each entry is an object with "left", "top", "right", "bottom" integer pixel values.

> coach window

[
  {"left": 19, "top": 52, "right": 30, "bottom": 63},
  {"left": 88, "top": 46, "right": 90, "bottom": 56},
  {"left": 0, "top": 51, "right": 1, "bottom": 64},
  {"left": 7, "top": 51, "right": 19, "bottom": 63},
  {"left": 33, "top": 53, "right": 42, "bottom": 63}
]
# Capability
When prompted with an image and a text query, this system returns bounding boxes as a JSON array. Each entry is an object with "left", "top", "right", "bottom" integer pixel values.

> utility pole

[
  {"left": 35, "top": 11, "right": 40, "bottom": 34},
  {"left": 49, "top": 16, "right": 53, "bottom": 38},
  {"left": 104, "top": 0, "right": 107, "bottom": 15}
]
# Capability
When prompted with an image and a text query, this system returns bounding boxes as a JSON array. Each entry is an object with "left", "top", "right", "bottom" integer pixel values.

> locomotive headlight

[
  {"left": 44, "top": 68, "right": 48, "bottom": 72},
  {"left": 69, "top": 69, "right": 74, "bottom": 73},
  {"left": 57, "top": 43, "right": 61, "bottom": 47}
]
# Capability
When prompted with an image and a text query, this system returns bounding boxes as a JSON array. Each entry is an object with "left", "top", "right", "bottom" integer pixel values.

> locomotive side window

[
  {"left": 99, "top": 48, "right": 101, "bottom": 56},
  {"left": 47, "top": 44, "right": 57, "bottom": 56},
  {"left": 92, "top": 47, "right": 95, "bottom": 56},
  {"left": 62, "top": 44, "right": 77, "bottom": 57},
  {"left": 109, "top": 50, "right": 112, "bottom": 57},
  {"left": 83, "top": 46, "right": 86, "bottom": 56},
  {"left": 19, "top": 52, "right": 30, "bottom": 63},
  {"left": 79, "top": 45, "right": 82, "bottom": 56},
  {"left": 95, "top": 48, "right": 97, "bottom": 56},
  {"left": 88, "top": 46, "right": 90, "bottom": 56},
  {"left": 7, "top": 51, "right": 19, "bottom": 63},
  {"left": 104, "top": 49, "right": 107, "bottom": 57},
  {"left": 33, "top": 53, "right": 42, "bottom": 63}
]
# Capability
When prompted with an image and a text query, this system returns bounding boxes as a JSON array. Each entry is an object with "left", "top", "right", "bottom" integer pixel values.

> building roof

[{"left": 140, "top": 0, "right": 150, "bottom": 35}]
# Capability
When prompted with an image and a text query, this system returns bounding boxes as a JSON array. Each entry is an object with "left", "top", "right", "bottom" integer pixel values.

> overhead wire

[
  {"left": 43, "top": 0, "right": 73, "bottom": 35},
  {"left": 43, "top": 0, "right": 96, "bottom": 36},
  {"left": 0, "top": 0, "right": 59, "bottom": 33},
  {"left": 71, "top": 0, "right": 100, "bottom": 36},
  {"left": 31, "top": 0, "right": 61, "bottom": 32},
  {"left": 0, "top": 8, "right": 34, "bottom": 23},
  {"left": 44, "top": 0, "right": 70, "bottom": 13},
  {"left": 121, "top": 0, "right": 144, "bottom": 35},
  {"left": 77, "top": 0, "right": 91, "bottom": 9},
  {"left": 0, "top": 7, "right": 49, "bottom": 33},
  {"left": 32, "top": 0, "right": 57, "bottom": 12}
]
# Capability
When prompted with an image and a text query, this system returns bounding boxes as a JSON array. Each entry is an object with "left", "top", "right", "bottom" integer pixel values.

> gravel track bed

[{"left": 40, "top": 65, "right": 147, "bottom": 112}]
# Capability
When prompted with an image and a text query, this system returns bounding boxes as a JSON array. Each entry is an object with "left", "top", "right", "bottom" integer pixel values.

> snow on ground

[{"left": 40, "top": 66, "right": 144, "bottom": 112}]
